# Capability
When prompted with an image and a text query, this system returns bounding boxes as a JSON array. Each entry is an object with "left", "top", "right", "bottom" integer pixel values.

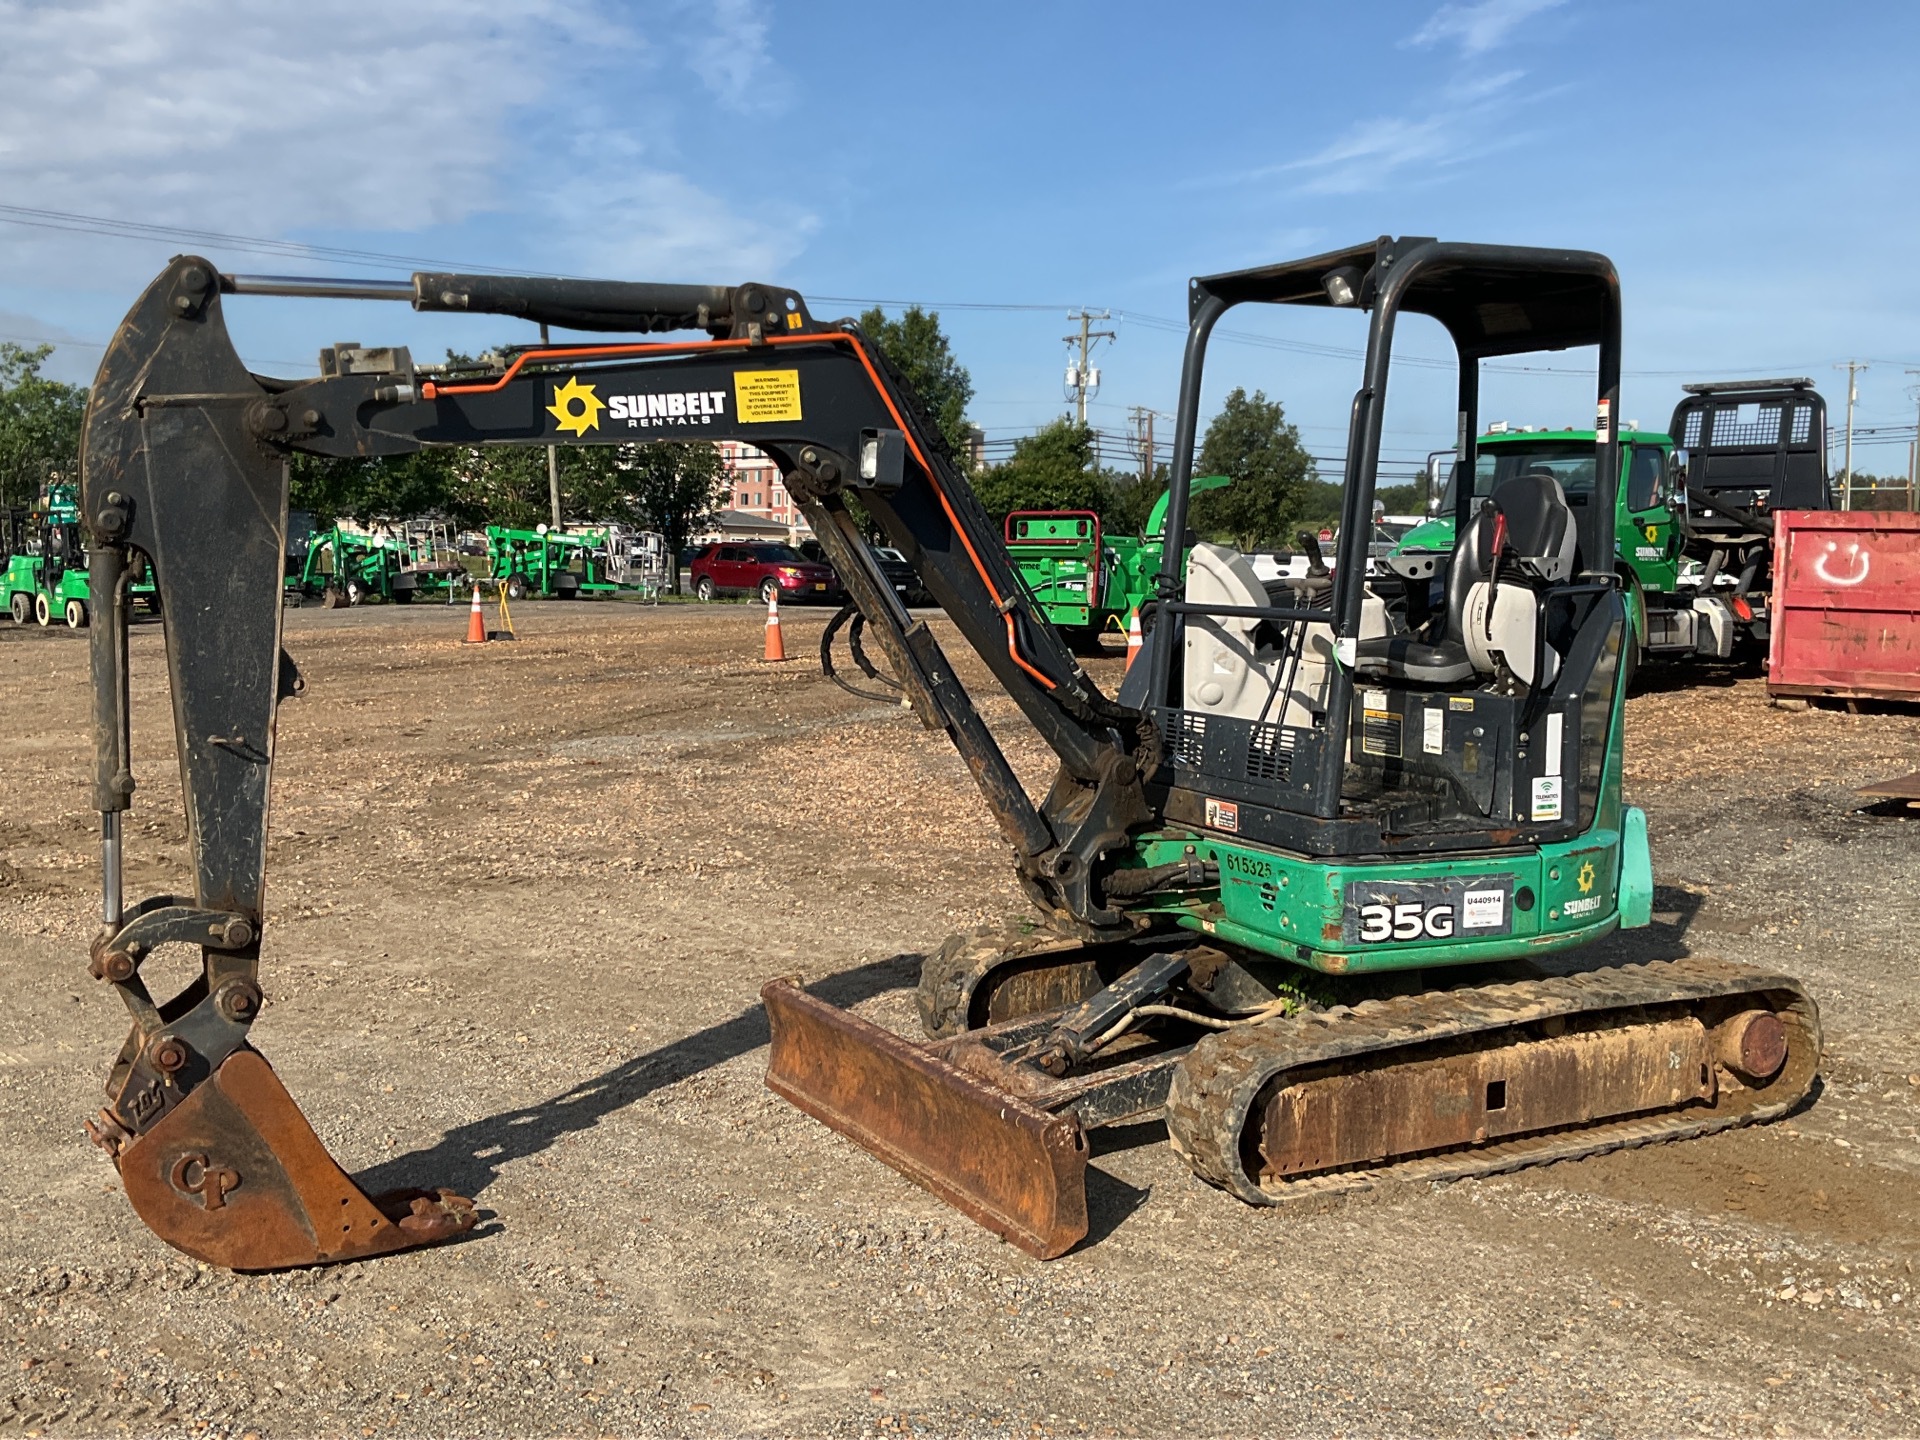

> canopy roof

[{"left": 1191, "top": 237, "right": 1619, "bottom": 361}]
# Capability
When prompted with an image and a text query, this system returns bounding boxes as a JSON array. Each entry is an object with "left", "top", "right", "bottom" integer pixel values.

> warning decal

[{"left": 734, "top": 369, "right": 803, "bottom": 423}]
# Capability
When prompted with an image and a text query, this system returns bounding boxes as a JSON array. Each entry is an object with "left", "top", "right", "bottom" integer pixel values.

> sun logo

[
  {"left": 1577, "top": 861, "right": 1596, "bottom": 894},
  {"left": 1644, "top": 524, "right": 1658, "bottom": 543},
  {"left": 547, "top": 376, "right": 604, "bottom": 436}
]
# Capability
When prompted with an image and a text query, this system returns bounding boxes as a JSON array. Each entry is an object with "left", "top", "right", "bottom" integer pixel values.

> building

[{"left": 714, "top": 440, "right": 810, "bottom": 542}]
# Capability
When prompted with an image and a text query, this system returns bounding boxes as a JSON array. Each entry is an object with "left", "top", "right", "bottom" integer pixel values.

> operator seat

[{"left": 1357, "top": 473, "right": 1579, "bottom": 688}]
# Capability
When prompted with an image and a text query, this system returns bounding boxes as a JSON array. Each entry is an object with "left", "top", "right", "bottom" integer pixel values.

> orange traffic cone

[
  {"left": 1125, "top": 607, "right": 1143, "bottom": 670},
  {"left": 463, "top": 582, "right": 488, "bottom": 644},
  {"left": 763, "top": 589, "right": 787, "bottom": 662}
]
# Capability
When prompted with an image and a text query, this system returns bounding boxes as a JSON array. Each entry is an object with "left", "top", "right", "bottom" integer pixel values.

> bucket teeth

[
  {"left": 111, "top": 1048, "right": 476, "bottom": 1271},
  {"left": 762, "top": 978, "right": 1089, "bottom": 1260}
]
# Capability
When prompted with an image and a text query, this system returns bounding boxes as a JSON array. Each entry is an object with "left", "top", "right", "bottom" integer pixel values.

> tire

[
  {"left": 695, "top": 576, "right": 717, "bottom": 602},
  {"left": 392, "top": 587, "right": 413, "bottom": 604},
  {"left": 758, "top": 577, "right": 780, "bottom": 606},
  {"left": 506, "top": 574, "right": 530, "bottom": 602},
  {"left": 345, "top": 578, "right": 368, "bottom": 606},
  {"left": 8, "top": 592, "right": 29, "bottom": 625},
  {"left": 64, "top": 598, "right": 87, "bottom": 630},
  {"left": 34, "top": 593, "right": 51, "bottom": 627}
]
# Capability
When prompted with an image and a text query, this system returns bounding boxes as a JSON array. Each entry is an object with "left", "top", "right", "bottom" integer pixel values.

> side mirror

[{"left": 1665, "top": 449, "right": 1689, "bottom": 505}]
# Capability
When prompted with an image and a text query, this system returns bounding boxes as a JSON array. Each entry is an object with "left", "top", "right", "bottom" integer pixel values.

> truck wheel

[
  {"left": 506, "top": 574, "right": 530, "bottom": 602},
  {"left": 345, "top": 578, "right": 368, "bottom": 605},
  {"left": 758, "top": 577, "right": 780, "bottom": 606},
  {"left": 64, "top": 598, "right": 87, "bottom": 630},
  {"left": 7, "top": 592, "right": 29, "bottom": 625},
  {"left": 695, "top": 576, "right": 717, "bottom": 602},
  {"left": 34, "top": 593, "right": 51, "bottom": 627},
  {"left": 392, "top": 586, "right": 413, "bottom": 604}
]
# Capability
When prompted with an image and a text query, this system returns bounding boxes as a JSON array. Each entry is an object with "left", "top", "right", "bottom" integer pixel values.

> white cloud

[
  {"left": 541, "top": 169, "right": 812, "bottom": 280},
  {"left": 677, "top": 0, "right": 786, "bottom": 112},
  {"left": 1407, "top": 0, "right": 1566, "bottom": 56},
  {"left": 0, "top": 0, "right": 806, "bottom": 291}
]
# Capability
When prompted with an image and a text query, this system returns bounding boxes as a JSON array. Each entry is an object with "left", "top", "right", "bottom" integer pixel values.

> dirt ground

[{"left": 2, "top": 599, "right": 1918, "bottom": 1439}]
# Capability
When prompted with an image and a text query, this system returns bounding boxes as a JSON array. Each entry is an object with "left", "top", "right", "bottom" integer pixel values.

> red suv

[{"left": 688, "top": 542, "right": 843, "bottom": 604}]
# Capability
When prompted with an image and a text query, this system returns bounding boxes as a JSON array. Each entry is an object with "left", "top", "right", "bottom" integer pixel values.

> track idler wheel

[
  {"left": 916, "top": 920, "right": 1148, "bottom": 1038},
  {"left": 101, "top": 1048, "right": 475, "bottom": 1270}
]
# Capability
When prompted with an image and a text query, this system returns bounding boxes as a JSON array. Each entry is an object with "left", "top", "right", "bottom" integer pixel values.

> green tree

[
  {"left": 0, "top": 343, "right": 87, "bottom": 510},
  {"left": 1192, "top": 387, "right": 1315, "bottom": 550},
  {"left": 856, "top": 306, "right": 975, "bottom": 463},
  {"left": 291, "top": 449, "right": 468, "bottom": 529},
  {"left": 1104, "top": 466, "right": 1168, "bottom": 538},
  {"left": 974, "top": 419, "right": 1116, "bottom": 520}
]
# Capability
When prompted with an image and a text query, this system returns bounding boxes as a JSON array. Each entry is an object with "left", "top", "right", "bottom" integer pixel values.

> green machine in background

[
  {"left": 2, "top": 482, "right": 154, "bottom": 628},
  {"left": 290, "top": 525, "right": 404, "bottom": 606},
  {"left": 1392, "top": 387, "right": 1830, "bottom": 674},
  {"left": 483, "top": 524, "right": 619, "bottom": 600},
  {"left": 1003, "top": 474, "right": 1232, "bottom": 648}
]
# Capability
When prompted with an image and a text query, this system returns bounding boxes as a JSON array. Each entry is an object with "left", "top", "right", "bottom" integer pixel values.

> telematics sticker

[
  {"left": 1422, "top": 706, "right": 1444, "bottom": 755},
  {"left": 1204, "top": 797, "right": 1240, "bottom": 833},
  {"left": 1461, "top": 888, "right": 1507, "bottom": 930},
  {"left": 733, "top": 369, "right": 803, "bottom": 423},
  {"left": 1531, "top": 775, "right": 1563, "bottom": 821}
]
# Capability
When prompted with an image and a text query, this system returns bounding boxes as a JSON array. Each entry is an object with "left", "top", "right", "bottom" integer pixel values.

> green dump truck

[{"left": 1391, "top": 424, "right": 1738, "bottom": 673}]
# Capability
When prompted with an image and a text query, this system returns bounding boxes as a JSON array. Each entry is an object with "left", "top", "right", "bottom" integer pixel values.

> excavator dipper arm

[{"left": 79, "top": 257, "right": 1155, "bottom": 1267}]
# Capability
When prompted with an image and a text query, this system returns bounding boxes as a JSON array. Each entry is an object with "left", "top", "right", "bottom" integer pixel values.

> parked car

[
  {"left": 795, "top": 539, "right": 930, "bottom": 606},
  {"left": 688, "top": 542, "right": 843, "bottom": 604}
]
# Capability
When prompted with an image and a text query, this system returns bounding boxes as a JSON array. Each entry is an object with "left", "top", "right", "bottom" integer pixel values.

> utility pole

[
  {"left": 1836, "top": 360, "right": 1866, "bottom": 510},
  {"left": 1906, "top": 368, "right": 1920, "bottom": 511},
  {"left": 1064, "top": 310, "right": 1116, "bottom": 427},
  {"left": 542, "top": 323, "right": 563, "bottom": 532},
  {"left": 1127, "top": 406, "right": 1161, "bottom": 484}
]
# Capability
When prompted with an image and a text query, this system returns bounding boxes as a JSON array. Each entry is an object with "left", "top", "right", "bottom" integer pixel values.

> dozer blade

[
  {"left": 110, "top": 1048, "right": 475, "bottom": 1271},
  {"left": 762, "top": 979, "right": 1089, "bottom": 1260}
]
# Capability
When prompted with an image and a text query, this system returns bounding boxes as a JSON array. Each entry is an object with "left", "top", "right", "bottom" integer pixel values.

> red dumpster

[{"left": 1768, "top": 510, "right": 1920, "bottom": 702}]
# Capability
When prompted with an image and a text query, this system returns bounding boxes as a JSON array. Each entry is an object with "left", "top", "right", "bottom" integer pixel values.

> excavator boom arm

[{"left": 75, "top": 257, "right": 1151, "bottom": 1269}]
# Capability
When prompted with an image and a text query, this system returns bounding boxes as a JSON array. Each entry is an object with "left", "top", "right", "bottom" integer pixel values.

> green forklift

[{"left": 0, "top": 482, "right": 149, "bottom": 627}]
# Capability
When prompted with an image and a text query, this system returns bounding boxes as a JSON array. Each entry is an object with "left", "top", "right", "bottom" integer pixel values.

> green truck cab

[
  {"left": 1393, "top": 426, "right": 1719, "bottom": 668},
  {"left": 1004, "top": 473, "right": 1231, "bottom": 648}
]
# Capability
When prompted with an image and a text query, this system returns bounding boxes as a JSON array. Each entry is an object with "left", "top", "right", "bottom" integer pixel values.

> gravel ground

[{"left": 1, "top": 601, "right": 1917, "bottom": 1438}]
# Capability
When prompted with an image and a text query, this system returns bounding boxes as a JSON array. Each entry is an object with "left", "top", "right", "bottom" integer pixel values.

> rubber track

[{"left": 1164, "top": 956, "right": 1821, "bottom": 1205}]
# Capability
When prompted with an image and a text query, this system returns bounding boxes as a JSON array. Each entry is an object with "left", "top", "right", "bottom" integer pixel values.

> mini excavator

[{"left": 79, "top": 240, "right": 1820, "bottom": 1269}]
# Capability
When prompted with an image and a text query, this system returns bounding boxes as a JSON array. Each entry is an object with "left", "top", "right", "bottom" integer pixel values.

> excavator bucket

[
  {"left": 762, "top": 979, "right": 1089, "bottom": 1259},
  {"left": 100, "top": 1049, "right": 475, "bottom": 1271}
]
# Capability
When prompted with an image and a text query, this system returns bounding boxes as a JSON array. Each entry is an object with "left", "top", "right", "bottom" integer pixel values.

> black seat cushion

[{"left": 1355, "top": 633, "right": 1476, "bottom": 684}]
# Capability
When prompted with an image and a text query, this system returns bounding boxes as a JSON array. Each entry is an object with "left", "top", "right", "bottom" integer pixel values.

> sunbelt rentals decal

[{"left": 546, "top": 375, "right": 733, "bottom": 435}]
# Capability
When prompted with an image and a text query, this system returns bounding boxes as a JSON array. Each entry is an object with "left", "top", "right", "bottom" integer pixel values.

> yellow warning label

[{"left": 733, "top": 369, "right": 803, "bottom": 423}]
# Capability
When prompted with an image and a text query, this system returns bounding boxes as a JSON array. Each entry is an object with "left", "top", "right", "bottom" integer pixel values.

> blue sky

[{"left": 4, "top": 0, "right": 1918, "bottom": 482}]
